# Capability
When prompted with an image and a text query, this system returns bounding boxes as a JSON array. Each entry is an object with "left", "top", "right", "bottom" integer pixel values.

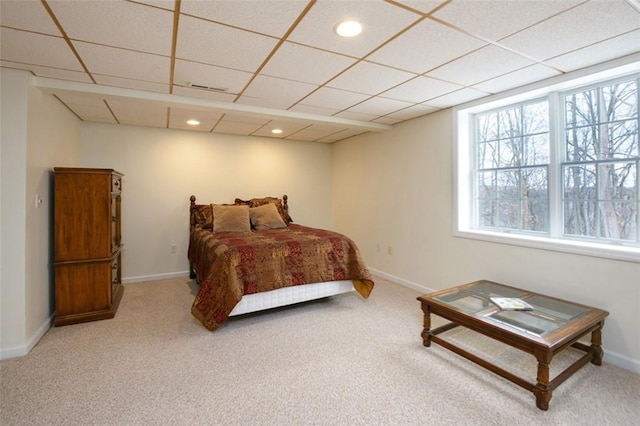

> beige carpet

[{"left": 1, "top": 276, "right": 639, "bottom": 425}]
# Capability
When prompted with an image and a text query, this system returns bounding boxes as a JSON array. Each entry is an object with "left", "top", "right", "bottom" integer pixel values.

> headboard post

[
  {"left": 189, "top": 195, "right": 198, "bottom": 227},
  {"left": 282, "top": 194, "right": 288, "bottom": 213}
]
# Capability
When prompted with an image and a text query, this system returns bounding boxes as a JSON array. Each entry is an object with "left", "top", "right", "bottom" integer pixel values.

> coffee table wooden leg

[
  {"left": 591, "top": 322, "right": 604, "bottom": 366},
  {"left": 534, "top": 352, "right": 552, "bottom": 411},
  {"left": 420, "top": 303, "right": 432, "bottom": 347}
]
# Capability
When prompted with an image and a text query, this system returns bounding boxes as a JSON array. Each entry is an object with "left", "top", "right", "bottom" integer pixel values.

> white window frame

[{"left": 454, "top": 56, "right": 640, "bottom": 263}]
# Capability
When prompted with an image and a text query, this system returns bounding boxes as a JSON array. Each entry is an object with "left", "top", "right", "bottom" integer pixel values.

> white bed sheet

[{"left": 229, "top": 280, "right": 355, "bottom": 316}]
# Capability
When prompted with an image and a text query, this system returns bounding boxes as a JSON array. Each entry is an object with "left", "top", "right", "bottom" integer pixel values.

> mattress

[{"left": 229, "top": 280, "right": 355, "bottom": 316}]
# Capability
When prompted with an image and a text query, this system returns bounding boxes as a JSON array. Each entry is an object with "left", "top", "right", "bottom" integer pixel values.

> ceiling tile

[
  {"left": 47, "top": 0, "right": 174, "bottom": 55},
  {"left": 427, "top": 45, "right": 535, "bottom": 86},
  {"left": 55, "top": 92, "right": 105, "bottom": 107},
  {"left": 175, "top": 14, "right": 278, "bottom": 72},
  {"left": 251, "top": 120, "right": 309, "bottom": 138},
  {"left": 288, "top": 0, "right": 420, "bottom": 57},
  {"left": 346, "top": 96, "right": 414, "bottom": 116},
  {"left": 172, "top": 86, "right": 237, "bottom": 103},
  {"left": 74, "top": 41, "right": 170, "bottom": 84},
  {"left": 317, "top": 128, "right": 367, "bottom": 143},
  {"left": 0, "top": 60, "right": 92, "bottom": 83},
  {"left": 107, "top": 98, "right": 168, "bottom": 128},
  {"left": 366, "top": 18, "right": 486, "bottom": 73},
  {"left": 173, "top": 59, "right": 252, "bottom": 94},
  {"left": 390, "top": 1, "right": 448, "bottom": 15},
  {"left": 169, "top": 107, "right": 222, "bottom": 131},
  {"left": 381, "top": 75, "right": 463, "bottom": 103},
  {"left": 544, "top": 29, "right": 640, "bottom": 73},
  {"left": 500, "top": 0, "right": 640, "bottom": 61},
  {"left": 236, "top": 75, "right": 316, "bottom": 109},
  {"left": 261, "top": 42, "right": 357, "bottom": 85},
  {"left": 385, "top": 104, "right": 439, "bottom": 121},
  {"left": 180, "top": 0, "right": 309, "bottom": 38},
  {"left": 333, "top": 110, "right": 379, "bottom": 122},
  {"left": 424, "top": 87, "right": 490, "bottom": 109},
  {"left": 221, "top": 114, "right": 270, "bottom": 125},
  {"left": 327, "top": 61, "right": 415, "bottom": 95},
  {"left": 473, "top": 64, "right": 562, "bottom": 94},
  {"left": 286, "top": 124, "right": 348, "bottom": 142},
  {"left": 432, "top": 0, "right": 583, "bottom": 41},
  {"left": 372, "top": 116, "right": 403, "bottom": 125},
  {"left": 288, "top": 104, "right": 342, "bottom": 116},
  {"left": 298, "top": 86, "right": 370, "bottom": 110},
  {"left": 213, "top": 120, "right": 263, "bottom": 136},
  {"left": 0, "top": 0, "right": 61, "bottom": 35},
  {"left": 131, "top": 1, "right": 175, "bottom": 10},
  {"left": 0, "top": 28, "right": 82, "bottom": 71},
  {"left": 67, "top": 105, "right": 117, "bottom": 124},
  {"left": 95, "top": 75, "right": 169, "bottom": 93},
  {"left": 55, "top": 93, "right": 116, "bottom": 123}
]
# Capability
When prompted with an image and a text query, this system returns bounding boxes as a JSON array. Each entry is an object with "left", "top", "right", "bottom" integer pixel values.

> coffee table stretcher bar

[{"left": 418, "top": 282, "right": 608, "bottom": 411}]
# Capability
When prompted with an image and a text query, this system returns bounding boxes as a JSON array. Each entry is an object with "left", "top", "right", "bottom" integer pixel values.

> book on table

[{"left": 490, "top": 297, "right": 534, "bottom": 311}]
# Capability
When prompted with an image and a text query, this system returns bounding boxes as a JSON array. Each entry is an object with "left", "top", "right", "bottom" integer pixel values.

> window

[
  {"left": 456, "top": 61, "right": 640, "bottom": 262},
  {"left": 563, "top": 80, "right": 638, "bottom": 242},
  {"left": 476, "top": 100, "right": 550, "bottom": 233}
]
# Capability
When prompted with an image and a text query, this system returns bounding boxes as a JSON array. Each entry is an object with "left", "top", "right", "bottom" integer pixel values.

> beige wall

[
  {"left": 331, "top": 109, "right": 640, "bottom": 373},
  {"left": 78, "top": 122, "right": 333, "bottom": 282},
  {"left": 1, "top": 69, "right": 80, "bottom": 357},
  {"left": 25, "top": 80, "right": 81, "bottom": 339},
  {"left": 1, "top": 69, "right": 29, "bottom": 352}
]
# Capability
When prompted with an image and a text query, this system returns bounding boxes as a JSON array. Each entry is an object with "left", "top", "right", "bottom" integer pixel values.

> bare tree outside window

[
  {"left": 564, "top": 79, "right": 639, "bottom": 242},
  {"left": 464, "top": 72, "right": 639, "bottom": 256},
  {"left": 476, "top": 100, "right": 549, "bottom": 233},
  {"left": 472, "top": 76, "right": 639, "bottom": 246}
]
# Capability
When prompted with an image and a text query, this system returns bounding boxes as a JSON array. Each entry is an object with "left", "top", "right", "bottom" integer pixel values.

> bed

[{"left": 188, "top": 195, "right": 374, "bottom": 330}]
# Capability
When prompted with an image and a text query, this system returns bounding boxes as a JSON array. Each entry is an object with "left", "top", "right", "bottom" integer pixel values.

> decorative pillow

[
  {"left": 211, "top": 204, "right": 250, "bottom": 232},
  {"left": 236, "top": 196, "right": 293, "bottom": 224},
  {"left": 250, "top": 203, "right": 287, "bottom": 230},
  {"left": 191, "top": 204, "right": 213, "bottom": 229}
]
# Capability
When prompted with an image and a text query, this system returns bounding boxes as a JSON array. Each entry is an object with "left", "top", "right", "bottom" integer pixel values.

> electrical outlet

[
  {"left": 170, "top": 244, "right": 176, "bottom": 254},
  {"left": 387, "top": 246, "right": 392, "bottom": 255}
]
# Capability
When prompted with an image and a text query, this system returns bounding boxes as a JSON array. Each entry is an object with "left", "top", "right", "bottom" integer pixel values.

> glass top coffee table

[{"left": 417, "top": 280, "right": 609, "bottom": 410}]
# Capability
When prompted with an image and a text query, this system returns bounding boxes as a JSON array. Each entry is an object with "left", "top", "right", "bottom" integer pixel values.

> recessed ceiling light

[
  {"left": 186, "top": 119, "right": 200, "bottom": 126},
  {"left": 335, "top": 20, "right": 362, "bottom": 38},
  {"left": 271, "top": 128, "right": 283, "bottom": 134}
]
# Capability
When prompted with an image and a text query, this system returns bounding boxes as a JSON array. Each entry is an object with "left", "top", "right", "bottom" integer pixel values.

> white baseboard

[
  {"left": 123, "top": 270, "right": 190, "bottom": 284},
  {"left": 368, "top": 268, "right": 640, "bottom": 376},
  {"left": 603, "top": 350, "right": 640, "bottom": 375},
  {"left": 368, "top": 268, "right": 436, "bottom": 294},
  {"left": 0, "top": 313, "right": 54, "bottom": 361}
]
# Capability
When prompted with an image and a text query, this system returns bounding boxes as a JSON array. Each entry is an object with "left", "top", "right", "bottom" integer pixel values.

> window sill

[{"left": 454, "top": 229, "right": 640, "bottom": 264}]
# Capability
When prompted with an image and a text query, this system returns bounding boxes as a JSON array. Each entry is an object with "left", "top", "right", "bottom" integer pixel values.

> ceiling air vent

[{"left": 186, "top": 82, "right": 229, "bottom": 92}]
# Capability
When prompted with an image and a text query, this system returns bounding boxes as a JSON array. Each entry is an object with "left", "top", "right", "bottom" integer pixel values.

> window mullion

[{"left": 548, "top": 91, "right": 563, "bottom": 238}]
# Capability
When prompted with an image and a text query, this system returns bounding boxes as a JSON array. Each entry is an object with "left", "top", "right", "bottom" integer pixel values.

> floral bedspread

[{"left": 188, "top": 224, "right": 374, "bottom": 330}]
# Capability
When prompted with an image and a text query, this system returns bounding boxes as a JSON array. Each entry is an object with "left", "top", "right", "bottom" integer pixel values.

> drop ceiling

[{"left": 1, "top": 0, "right": 640, "bottom": 143}]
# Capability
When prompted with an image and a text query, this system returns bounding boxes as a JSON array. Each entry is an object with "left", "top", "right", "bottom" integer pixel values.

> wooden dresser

[{"left": 53, "top": 167, "right": 124, "bottom": 326}]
